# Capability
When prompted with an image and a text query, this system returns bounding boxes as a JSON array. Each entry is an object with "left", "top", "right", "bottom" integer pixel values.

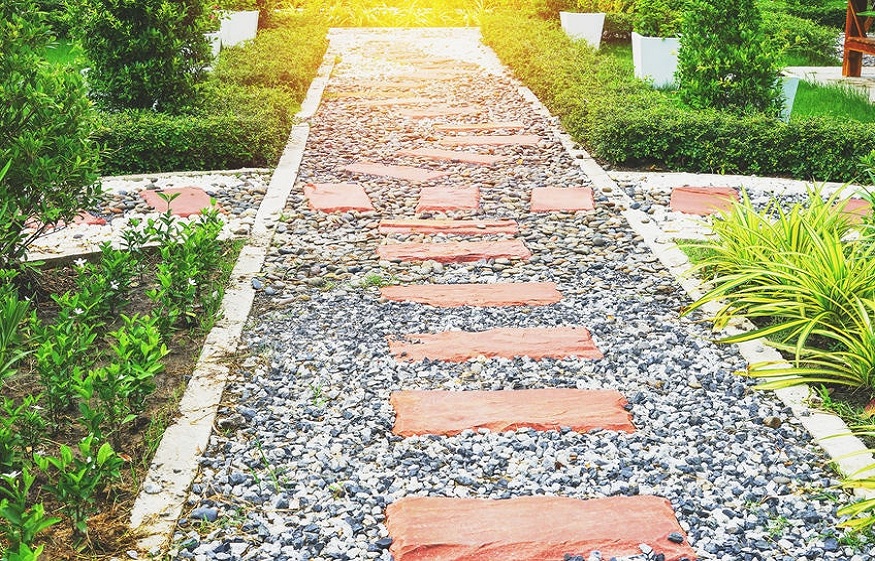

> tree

[
  {"left": 0, "top": 0, "right": 102, "bottom": 270},
  {"left": 74, "top": 0, "right": 215, "bottom": 113},
  {"left": 676, "top": 0, "right": 782, "bottom": 117}
]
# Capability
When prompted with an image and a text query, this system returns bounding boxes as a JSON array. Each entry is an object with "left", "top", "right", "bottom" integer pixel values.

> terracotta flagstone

[
  {"left": 385, "top": 495, "right": 696, "bottom": 561},
  {"left": 838, "top": 197, "right": 872, "bottom": 221},
  {"left": 303, "top": 183, "right": 375, "bottom": 212},
  {"left": 377, "top": 239, "right": 531, "bottom": 264},
  {"left": 399, "top": 107, "right": 480, "bottom": 118},
  {"left": 387, "top": 326, "right": 601, "bottom": 362},
  {"left": 390, "top": 388, "right": 634, "bottom": 436},
  {"left": 343, "top": 162, "right": 449, "bottom": 183},
  {"left": 378, "top": 218, "right": 518, "bottom": 235},
  {"left": 380, "top": 282, "right": 561, "bottom": 307},
  {"left": 438, "top": 134, "right": 540, "bottom": 147},
  {"left": 530, "top": 187, "right": 595, "bottom": 212},
  {"left": 139, "top": 186, "right": 219, "bottom": 217},
  {"left": 434, "top": 121, "right": 525, "bottom": 132},
  {"left": 416, "top": 187, "right": 480, "bottom": 212},
  {"left": 359, "top": 97, "right": 436, "bottom": 107},
  {"left": 397, "top": 148, "right": 505, "bottom": 165},
  {"left": 670, "top": 186, "right": 740, "bottom": 215},
  {"left": 74, "top": 211, "right": 108, "bottom": 226}
]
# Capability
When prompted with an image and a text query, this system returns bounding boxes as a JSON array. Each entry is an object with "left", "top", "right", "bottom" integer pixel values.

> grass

[{"left": 792, "top": 81, "right": 875, "bottom": 123}]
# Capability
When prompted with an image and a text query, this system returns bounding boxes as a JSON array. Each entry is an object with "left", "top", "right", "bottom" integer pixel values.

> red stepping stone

[
  {"left": 434, "top": 121, "right": 525, "bottom": 132},
  {"left": 416, "top": 187, "right": 479, "bottom": 213},
  {"left": 387, "top": 326, "right": 601, "bottom": 362},
  {"left": 386, "top": 496, "right": 696, "bottom": 561},
  {"left": 303, "top": 183, "right": 375, "bottom": 212},
  {"left": 139, "top": 186, "right": 218, "bottom": 217},
  {"left": 530, "top": 187, "right": 595, "bottom": 212},
  {"left": 838, "top": 197, "right": 872, "bottom": 221},
  {"left": 399, "top": 107, "right": 480, "bottom": 119},
  {"left": 438, "top": 134, "right": 540, "bottom": 147},
  {"left": 359, "top": 97, "right": 435, "bottom": 107},
  {"left": 343, "top": 162, "right": 449, "bottom": 183},
  {"left": 380, "top": 282, "right": 561, "bottom": 307},
  {"left": 397, "top": 148, "right": 505, "bottom": 166},
  {"left": 73, "top": 211, "right": 107, "bottom": 226},
  {"left": 377, "top": 239, "right": 531, "bottom": 264},
  {"left": 378, "top": 218, "right": 518, "bottom": 235},
  {"left": 391, "top": 388, "right": 634, "bottom": 436},
  {"left": 670, "top": 186, "right": 740, "bottom": 216}
]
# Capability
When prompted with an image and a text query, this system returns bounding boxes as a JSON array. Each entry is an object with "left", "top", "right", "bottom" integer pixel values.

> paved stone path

[{"left": 170, "top": 29, "right": 873, "bottom": 561}]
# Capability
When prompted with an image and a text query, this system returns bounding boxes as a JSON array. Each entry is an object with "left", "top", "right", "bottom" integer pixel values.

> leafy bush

[
  {"left": 74, "top": 0, "right": 214, "bottom": 112},
  {"left": 0, "top": 1, "right": 102, "bottom": 270},
  {"left": 95, "top": 17, "right": 327, "bottom": 174},
  {"left": 632, "top": 0, "right": 683, "bottom": 36},
  {"left": 481, "top": 11, "right": 875, "bottom": 182},
  {"left": 677, "top": 0, "right": 781, "bottom": 116},
  {"left": 785, "top": 0, "right": 847, "bottom": 28},
  {"left": 761, "top": 10, "right": 840, "bottom": 66}
]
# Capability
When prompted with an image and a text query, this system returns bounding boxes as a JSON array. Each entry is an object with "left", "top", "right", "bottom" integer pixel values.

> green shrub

[
  {"left": 785, "top": 0, "right": 847, "bottom": 28},
  {"left": 632, "top": 0, "right": 683, "bottom": 36},
  {"left": 482, "top": 11, "right": 874, "bottom": 182},
  {"left": 212, "top": 25, "right": 328, "bottom": 98},
  {"left": 0, "top": 0, "right": 102, "bottom": 270},
  {"left": 762, "top": 10, "right": 839, "bottom": 66},
  {"left": 74, "top": 0, "right": 214, "bottom": 112},
  {"left": 677, "top": 0, "right": 782, "bottom": 116}
]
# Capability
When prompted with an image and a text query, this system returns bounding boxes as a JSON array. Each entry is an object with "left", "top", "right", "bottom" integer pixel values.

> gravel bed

[
  {"left": 28, "top": 171, "right": 269, "bottom": 259},
  {"left": 169, "top": 29, "right": 874, "bottom": 561}
]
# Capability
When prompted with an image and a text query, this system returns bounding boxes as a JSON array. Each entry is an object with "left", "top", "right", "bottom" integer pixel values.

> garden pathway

[{"left": 167, "top": 29, "right": 870, "bottom": 561}]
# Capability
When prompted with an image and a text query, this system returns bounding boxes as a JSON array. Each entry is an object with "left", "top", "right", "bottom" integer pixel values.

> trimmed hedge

[
  {"left": 481, "top": 12, "right": 875, "bottom": 182},
  {"left": 96, "top": 20, "right": 327, "bottom": 175}
]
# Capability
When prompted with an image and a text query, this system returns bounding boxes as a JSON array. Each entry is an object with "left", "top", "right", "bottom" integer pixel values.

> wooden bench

[{"left": 844, "top": 0, "right": 875, "bottom": 77}]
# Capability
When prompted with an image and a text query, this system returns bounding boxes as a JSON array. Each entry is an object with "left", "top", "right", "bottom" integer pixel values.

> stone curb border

[
  {"left": 129, "top": 52, "right": 336, "bottom": 554},
  {"left": 516, "top": 85, "right": 875, "bottom": 501}
]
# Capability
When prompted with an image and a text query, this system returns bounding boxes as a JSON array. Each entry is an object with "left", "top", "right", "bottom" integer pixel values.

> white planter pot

[
  {"left": 219, "top": 10, "right": 259, "bottom": 48},
  {"left": 779, "top": 75, "right": 800, "bottom": 122},
  {"left": 631, "top": 32, "right": 680, "bottom": 88},
  {"left": 559, "top": 12, "right": 606, "bottom": 50}
]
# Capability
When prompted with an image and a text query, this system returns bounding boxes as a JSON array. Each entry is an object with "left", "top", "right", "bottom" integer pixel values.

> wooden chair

[{"left": 844, "top": 0, "right": 875, "bottom": 77}]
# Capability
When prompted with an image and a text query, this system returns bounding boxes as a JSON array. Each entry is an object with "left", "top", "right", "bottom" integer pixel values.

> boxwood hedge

[{"left": 481, "top": 12, "right": 875, "bottom": 182}]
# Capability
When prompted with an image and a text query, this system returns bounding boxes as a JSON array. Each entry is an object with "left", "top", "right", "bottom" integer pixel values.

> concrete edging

[
  {"left": 129, "top": 51, "right": 337, "bottom": 554},
  {"left": 517, "top": 83, "right": 875, "bottom": 501}
]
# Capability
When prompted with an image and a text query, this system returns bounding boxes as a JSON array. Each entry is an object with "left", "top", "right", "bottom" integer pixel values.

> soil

[{"left": 3, "top": 255, "right": 227, "bottom": 560}]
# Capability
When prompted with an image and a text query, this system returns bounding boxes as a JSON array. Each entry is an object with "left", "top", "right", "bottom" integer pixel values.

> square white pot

[
  {"left": 219, "top": 10, "right": 259, "bottom": 48},
  {"left": 779, "top": 75, "right": 800, "bottom": 122},
  {"left": 631, "top": 32, "right": 681, "bottom": 88},
  {"left": 559, "top": 11, "right": 606, "bottom": 50}
]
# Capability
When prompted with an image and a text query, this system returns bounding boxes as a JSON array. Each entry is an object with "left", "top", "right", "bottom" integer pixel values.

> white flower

[
  {"left": 73, "top": 258, "right": 87, "bottom": 268},
  {"left": 187, "top": 278, "right": 197, "bottom": 286},
  {"left": 73, "top": 307, "right": 84, "bottom": 315},
  {"left": 110, "top": 281, "right": 120, "bottom": 290}
]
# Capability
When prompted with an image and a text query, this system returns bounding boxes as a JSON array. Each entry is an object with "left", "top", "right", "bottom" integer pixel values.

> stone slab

[
  {"left": 399, "top": 107, "right": 480, "bottom": 118},
  {"left": 381, "top": 282, "right": 561, "bottom": 307},
  {"left": 359, "top": 97, "right": 435, "bottom": 107},
  {"left": 377, "top": 239, "right": 531, "bottom": 264},
  {"left": 139, "top": 186, "right": 218, "bottom": 217},
  {"left": 343, "top": 162, "right": 449, "bottom": 183},
  {"left": 397, "top": 148, "right": 505, "bottom": 165},
  {"left": 386, "top": 495, "right": 696, "bottom": 561},
  {"left": 438, "top": 134, "right": 540, "bottom": 147},
  {"left": 387, "top": 326, "right": 601, "bottom": 362},
  {"left": 303, "top": 183, "right": 375, "bottom": 212},
  {"left": 434, "top": 121, "right": 526, "bottom": 132},
  {"left": 391, "top": 388, "right": 634, "bottom": 436},
  {"left": 530, "top": 187, "right": 595, "bottom": 212},
  {"left": 416, "top": 187, "right": 480, "bottom": 212},
  {"left": 378, "top": 218, "right": 518, "bottom": 235},
  {"left": 839, "top": 197, "right": 872, "bottom": 221},
  {"left": 669, "top": 186, "right": 740, "bottom": 216}
]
